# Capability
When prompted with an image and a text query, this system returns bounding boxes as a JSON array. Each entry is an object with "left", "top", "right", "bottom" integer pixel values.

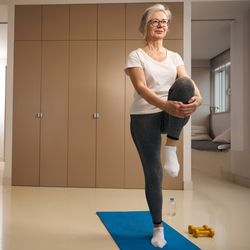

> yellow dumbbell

[
  {"left": 188, "top": 225, "right": 206, "bottom": 234},
  {"left": 188, "top": 225, "right": 215, "bottom": 238}
]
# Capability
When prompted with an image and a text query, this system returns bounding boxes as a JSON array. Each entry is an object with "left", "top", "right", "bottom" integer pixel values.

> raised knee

[
  {"left": 168, "top": 77, "right": 195, "bottom": 103},
  {"left": 175, "top": 76, "right": 194, "bottom": 89}
]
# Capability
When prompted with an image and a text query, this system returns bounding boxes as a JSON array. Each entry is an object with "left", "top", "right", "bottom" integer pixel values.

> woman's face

[{"left": 146, "top": 11, "right": 168, "bottom": 41}]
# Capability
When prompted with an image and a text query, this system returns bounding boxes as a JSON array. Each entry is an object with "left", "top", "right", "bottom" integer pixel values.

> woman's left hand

[{"left": 179, "top": 95, "right": 202, "bottom": 116}]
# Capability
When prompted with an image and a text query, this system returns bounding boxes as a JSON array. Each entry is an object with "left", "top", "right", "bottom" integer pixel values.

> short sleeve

[
  {"left": 174, "top": 53, "right": 184, "bottom": 66},
  {"left": 124, "top": 50, "right": 143, "bottom": 74}
]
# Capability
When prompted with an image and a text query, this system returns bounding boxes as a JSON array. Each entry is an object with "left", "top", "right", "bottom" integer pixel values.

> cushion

[
  {"left": 191, "top": 125, "right": 212, "bottom": 141},
  {"left": 192, "top": 133, "right": 212, "bottom": 141},
  {"left": 191, "top": 125, "right": 208, "bottom": 136},
  {"left": 213, "top": 128, "right": 230, "bottom": 143}
]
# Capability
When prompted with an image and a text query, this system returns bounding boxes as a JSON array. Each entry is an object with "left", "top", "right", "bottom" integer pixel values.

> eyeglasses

[{"left": 148, "top": 19, "right": 169, "bottom": 27}]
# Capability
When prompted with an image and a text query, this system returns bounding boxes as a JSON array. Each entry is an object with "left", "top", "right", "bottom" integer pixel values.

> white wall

[
  {"left": 0, "top": 5, "right": 7, "bottom": 162},
  {"left": 0, "top": 61, "right": 6, "bottom": 162},
  {"left": 191, "top": 60, "right": 210, "bottom": 129},
  {"left": 230, "top": 9, "right": 250, "bottom": 187},
  {"left": 0, "top": 4, "right": 7, "bottom": 21}
]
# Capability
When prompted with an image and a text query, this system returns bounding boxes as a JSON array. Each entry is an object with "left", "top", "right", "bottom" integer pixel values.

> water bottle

[{"left": 167, "top": 197, "right": 176, "bottom": 216}]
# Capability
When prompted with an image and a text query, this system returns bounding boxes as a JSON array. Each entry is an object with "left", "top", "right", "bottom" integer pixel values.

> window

[{"left": 211, "top": 50, "right": 231, "bottom": 113}]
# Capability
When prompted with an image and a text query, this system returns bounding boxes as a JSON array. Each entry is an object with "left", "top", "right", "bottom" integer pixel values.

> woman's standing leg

[{"left": 130, "top": 113, "right": 166, "bottom": 248}]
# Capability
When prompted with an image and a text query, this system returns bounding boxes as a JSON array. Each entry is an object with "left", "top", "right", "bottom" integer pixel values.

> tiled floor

[{"left": 0, "top": 165, "right": 250, "bottom": 250}]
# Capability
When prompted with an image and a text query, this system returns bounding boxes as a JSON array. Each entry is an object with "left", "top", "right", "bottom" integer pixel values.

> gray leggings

[{"left": 130, "top": 77, "right": 194, "bottom": 224}]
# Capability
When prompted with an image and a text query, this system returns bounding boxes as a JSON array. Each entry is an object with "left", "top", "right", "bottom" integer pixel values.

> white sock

[
  {"left": 164, "top": 146, "right": 180, "bottom": 177},
  {"left": 151, "top": 227, "right": 167, "bottom": 248}
]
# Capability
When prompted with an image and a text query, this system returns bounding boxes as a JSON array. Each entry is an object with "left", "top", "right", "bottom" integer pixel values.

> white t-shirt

[{"left": 125, "top": 48, "right": 184, "bottom": 114}]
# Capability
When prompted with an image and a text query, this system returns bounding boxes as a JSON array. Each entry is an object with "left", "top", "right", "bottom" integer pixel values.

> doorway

[{"left": 191, "top": 1, "right": 250, "bottom": 179}]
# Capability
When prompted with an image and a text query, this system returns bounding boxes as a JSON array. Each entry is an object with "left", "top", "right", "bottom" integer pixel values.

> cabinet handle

[
  {"left": 92, "top": 113, "right": 100, "bottom": 119},
  {"left": 35, "top": 112, "right": 43, "bottom": 119}
]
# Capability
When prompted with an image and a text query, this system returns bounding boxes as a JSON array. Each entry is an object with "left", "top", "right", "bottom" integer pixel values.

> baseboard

[
  {"left": 3, "top": 176, "right": 11, "bottom": 185},
  {"left": 0, "top": 162, "right": 11, "bottom": 186},
  {"left": 221, "top": 170, "right": 235, "bottom": 182},
  {"left": 221, "top": 170, "right": 250, "bottom": 188},
  {"left": 183, "top": 180, "right": 193, "bottom": 190},
  {"left": 234, "top": 174, "right": 250, "bottom": 188}
]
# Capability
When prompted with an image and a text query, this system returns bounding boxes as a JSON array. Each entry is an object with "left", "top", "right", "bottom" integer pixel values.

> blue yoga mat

[{"left": 97, "top": 211, "right": 201, "bottom": 250}]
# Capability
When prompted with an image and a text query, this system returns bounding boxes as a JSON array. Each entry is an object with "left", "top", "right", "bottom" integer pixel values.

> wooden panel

[
  {"left": 163, "top": 40, "right": 183, "bottom": 57},
  {"left": 40, "top": 41, "right": 69, "bottom": 186},
  {"left": 96, "top": 41, "right": 125, "bottom": 188},
  {"left": 15, "top": 5, "right": 42, "bottom": 40},
  {"left": 98, "top": 4, "right": 125, "bottom": 40},
  {"left": 12, "top": 41, "right": 41, "bottom": 186},
  {"left": 126, "top": 3, "right": 183, "bottom": 40},
  {"left": 126, "top": 3, "right": 152, "bottom": 40},
  {"left": 42, "top": 5, "right": 69, "bottom": 40},
  {"left": 166, "top": 3, "right": 183, "bottom": 40},
  {"left": 68, "top": 41, "right": 97, "bottom": 187},
  {"left": 70, "top": 4, "right": 97, "bottom": 40},
  {"left": 125, "top": 40, "right": 145, "bottom": 189}
]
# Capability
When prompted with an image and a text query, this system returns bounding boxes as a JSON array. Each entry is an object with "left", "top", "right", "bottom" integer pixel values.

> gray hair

[{"left": 139, "top": 4, "right": 172, "bottom": 40}]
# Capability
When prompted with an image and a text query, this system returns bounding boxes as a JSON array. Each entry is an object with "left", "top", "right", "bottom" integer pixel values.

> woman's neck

[
  {"left": 145, "top": 40, "right": 164, "bottom": 52},
  {"left": 142, "top": 40, "right": 167, "bottom": 62}
]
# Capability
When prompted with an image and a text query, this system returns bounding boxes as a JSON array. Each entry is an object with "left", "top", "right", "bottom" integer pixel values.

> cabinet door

[
  {"left": 163, "top": 40, "right": 183, "bottom": 56},
  {"left": 98, "top": 4, "right": 125, "bottom": 40},
  {"left": 125, "top": 3, "right": 152, "bottom": 40},
  {"left": 96, "top": 41, "right": 125, "bottom": 188},
  {"left": 15, "top": 5, "right": 42, "bottom": 40},
  {"left": 12, "top": 41, "right": 41, "bottom": 186},
  {"left": 166, "top": 3, "right": 183, "bottom": 40},
  {"left": 70, "top": 4, "right": 97, "bottom": 40},
  {"left": 68, "top": 41, "right": 97, "bottom": 187},
  {"left": 42, "top": 5, "right": 69, "bottom": 40},
  {"left": 40, "top": 41, "right": 69, "bottom": 187},
  {"left": 125, "top": 40, "right": 145, "bottom": 189}
]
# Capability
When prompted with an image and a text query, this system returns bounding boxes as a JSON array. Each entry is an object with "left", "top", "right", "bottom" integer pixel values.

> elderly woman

[{"left": 125, "top": 4, "right": 202, "bottom": 248}]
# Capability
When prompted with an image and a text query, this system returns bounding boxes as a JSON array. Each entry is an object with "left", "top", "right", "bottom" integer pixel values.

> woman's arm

[
  {"left": 127, "top": 67, "right": 189, "bottom": 118},
  {"left": 127, "top": 67, "right": 166, "bottom": 109}
]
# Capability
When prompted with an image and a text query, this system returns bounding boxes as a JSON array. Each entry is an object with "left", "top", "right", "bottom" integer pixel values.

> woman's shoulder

[
  {"left": 128, "top": 48, "right": 142, "bottom": 56},
  {"left": 166, "top": 49, "right": 184, "bottom": 65},
  {"left": 167, "top": 49, "right": 181, "bottom": 57},
  {"left": 127, "top": 48, "right": 145, "bottom": 61}
]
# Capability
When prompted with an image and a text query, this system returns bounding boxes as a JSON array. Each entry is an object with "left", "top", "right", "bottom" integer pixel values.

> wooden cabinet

[{"left": 13, "top": 3, "right": 184, "bottom": 189}]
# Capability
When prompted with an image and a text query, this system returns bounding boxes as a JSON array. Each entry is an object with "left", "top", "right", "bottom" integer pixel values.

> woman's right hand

[{"left": 163, "top": 100, "right": 187, "bottom": 118}]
